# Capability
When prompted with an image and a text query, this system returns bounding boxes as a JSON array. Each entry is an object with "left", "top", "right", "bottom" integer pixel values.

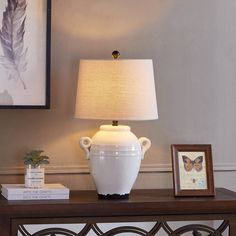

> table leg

[
  {"left": 0, "top": 217, "right": 11, "bottom": 236},
  {"left": 229, "top": 215, "right": 236, "bottom": 236}
]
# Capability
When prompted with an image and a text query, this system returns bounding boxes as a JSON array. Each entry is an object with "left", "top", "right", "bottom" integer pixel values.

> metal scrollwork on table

[{"left": 18, "top": 220, "right": 230, "bottom": 236}]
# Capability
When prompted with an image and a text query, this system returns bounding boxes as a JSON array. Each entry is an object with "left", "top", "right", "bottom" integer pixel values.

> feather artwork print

[{"left": 0, "top": 0, "right": 28, "bottom": 89}]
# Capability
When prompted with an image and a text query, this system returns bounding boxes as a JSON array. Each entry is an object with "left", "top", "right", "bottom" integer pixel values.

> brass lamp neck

[{"left": 112, "top": 120, "right": 119, "bottom": 126}]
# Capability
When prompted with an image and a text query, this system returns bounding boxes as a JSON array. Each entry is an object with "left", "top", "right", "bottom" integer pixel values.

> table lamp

[{"left": 75, "top": 51, "right": 158, "bottom": 199}]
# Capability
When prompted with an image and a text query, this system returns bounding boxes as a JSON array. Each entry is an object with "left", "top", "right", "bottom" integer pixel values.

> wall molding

[{"left": 0, "top": 163, "right": 236, "bottom": 175}]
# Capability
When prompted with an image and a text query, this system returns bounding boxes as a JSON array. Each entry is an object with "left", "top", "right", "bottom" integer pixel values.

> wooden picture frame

[
  {"left": 0, "top": 0, "right": 51, "bottom": 108},
  {"left": 171, "top": 144, "right": 215, "bottom": 197}
]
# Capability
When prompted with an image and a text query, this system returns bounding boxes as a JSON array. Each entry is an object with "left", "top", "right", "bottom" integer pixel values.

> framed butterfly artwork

[
  {"left": 171, "top": 144, "right": 215, "bottom": 197},
  {"left": 0, "top": 0, "right": 51, "bottom": 108}
]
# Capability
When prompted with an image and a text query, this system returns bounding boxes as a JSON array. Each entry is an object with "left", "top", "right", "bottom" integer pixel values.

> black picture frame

[
  {"left": 171, "top": 144, "right": 215, "bottom": 197},
  {"left": 0, "top": 0, "right": 51, "bottom": 109}
]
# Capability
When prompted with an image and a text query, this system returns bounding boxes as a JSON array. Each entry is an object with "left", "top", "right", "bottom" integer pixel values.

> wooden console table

[{"left": 0, "top": 188, "right": 236, "bottom": 236}]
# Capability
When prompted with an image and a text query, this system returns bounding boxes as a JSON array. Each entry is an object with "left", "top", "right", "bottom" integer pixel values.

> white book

[
  {"left": 1, "top": 183, "right": 69, "bottom": 195},
  {"left": 1, "top": 191, "right": 69, "bottom": 200}
]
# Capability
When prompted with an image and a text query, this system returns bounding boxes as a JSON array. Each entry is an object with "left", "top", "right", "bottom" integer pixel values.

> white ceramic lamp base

[{"left": 80, "top": 125, "right": 151, "bottom": 199}]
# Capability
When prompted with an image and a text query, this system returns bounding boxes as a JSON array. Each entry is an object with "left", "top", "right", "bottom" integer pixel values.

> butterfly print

[{"left": 182, "top": 155, "right": 203, "bottom": 172}]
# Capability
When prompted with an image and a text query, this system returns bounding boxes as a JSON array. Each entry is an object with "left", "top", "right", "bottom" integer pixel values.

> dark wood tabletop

[
  {"left": 0, "top": 188, "right": 236, "bottom": 218},
  {"left": 0, "top": 188, "right": 236, "bottom": 236}
]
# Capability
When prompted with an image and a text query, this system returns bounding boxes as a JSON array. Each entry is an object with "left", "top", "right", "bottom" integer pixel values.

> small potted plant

[{"left": 23, "top": 150, "right": 50, "bottom": 188}]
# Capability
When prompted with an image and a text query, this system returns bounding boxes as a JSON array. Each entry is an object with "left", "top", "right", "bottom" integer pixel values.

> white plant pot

[
  {"left": 80, "top": 125, "right": 151, "bottom": 199},
  {"left": 25, "top": 165, "right": 45, "bottom": 188}
]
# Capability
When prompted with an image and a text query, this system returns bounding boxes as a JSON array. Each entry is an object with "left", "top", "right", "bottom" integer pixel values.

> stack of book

[{"left": 1, "top": 183, "right": 70, "bottom": 200}]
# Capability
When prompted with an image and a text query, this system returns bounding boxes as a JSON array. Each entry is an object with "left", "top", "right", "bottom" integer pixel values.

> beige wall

[{"left": 0, "top": 0, "right": 235, "bottom": 191}]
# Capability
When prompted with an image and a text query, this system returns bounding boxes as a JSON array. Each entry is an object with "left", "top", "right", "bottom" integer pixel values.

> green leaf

[{"left": 23, "top": 149, "right": 50, "bottom": 167}]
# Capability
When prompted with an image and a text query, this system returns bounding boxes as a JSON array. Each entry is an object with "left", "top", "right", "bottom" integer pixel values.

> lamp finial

[{"left": 112, "top": 50, "right": 120, "bottom": 59}]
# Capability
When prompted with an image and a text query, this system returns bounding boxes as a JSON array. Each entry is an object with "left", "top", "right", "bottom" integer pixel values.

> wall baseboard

[{"left": 0, "top": 163, "right": 235, "bottom": 175}]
